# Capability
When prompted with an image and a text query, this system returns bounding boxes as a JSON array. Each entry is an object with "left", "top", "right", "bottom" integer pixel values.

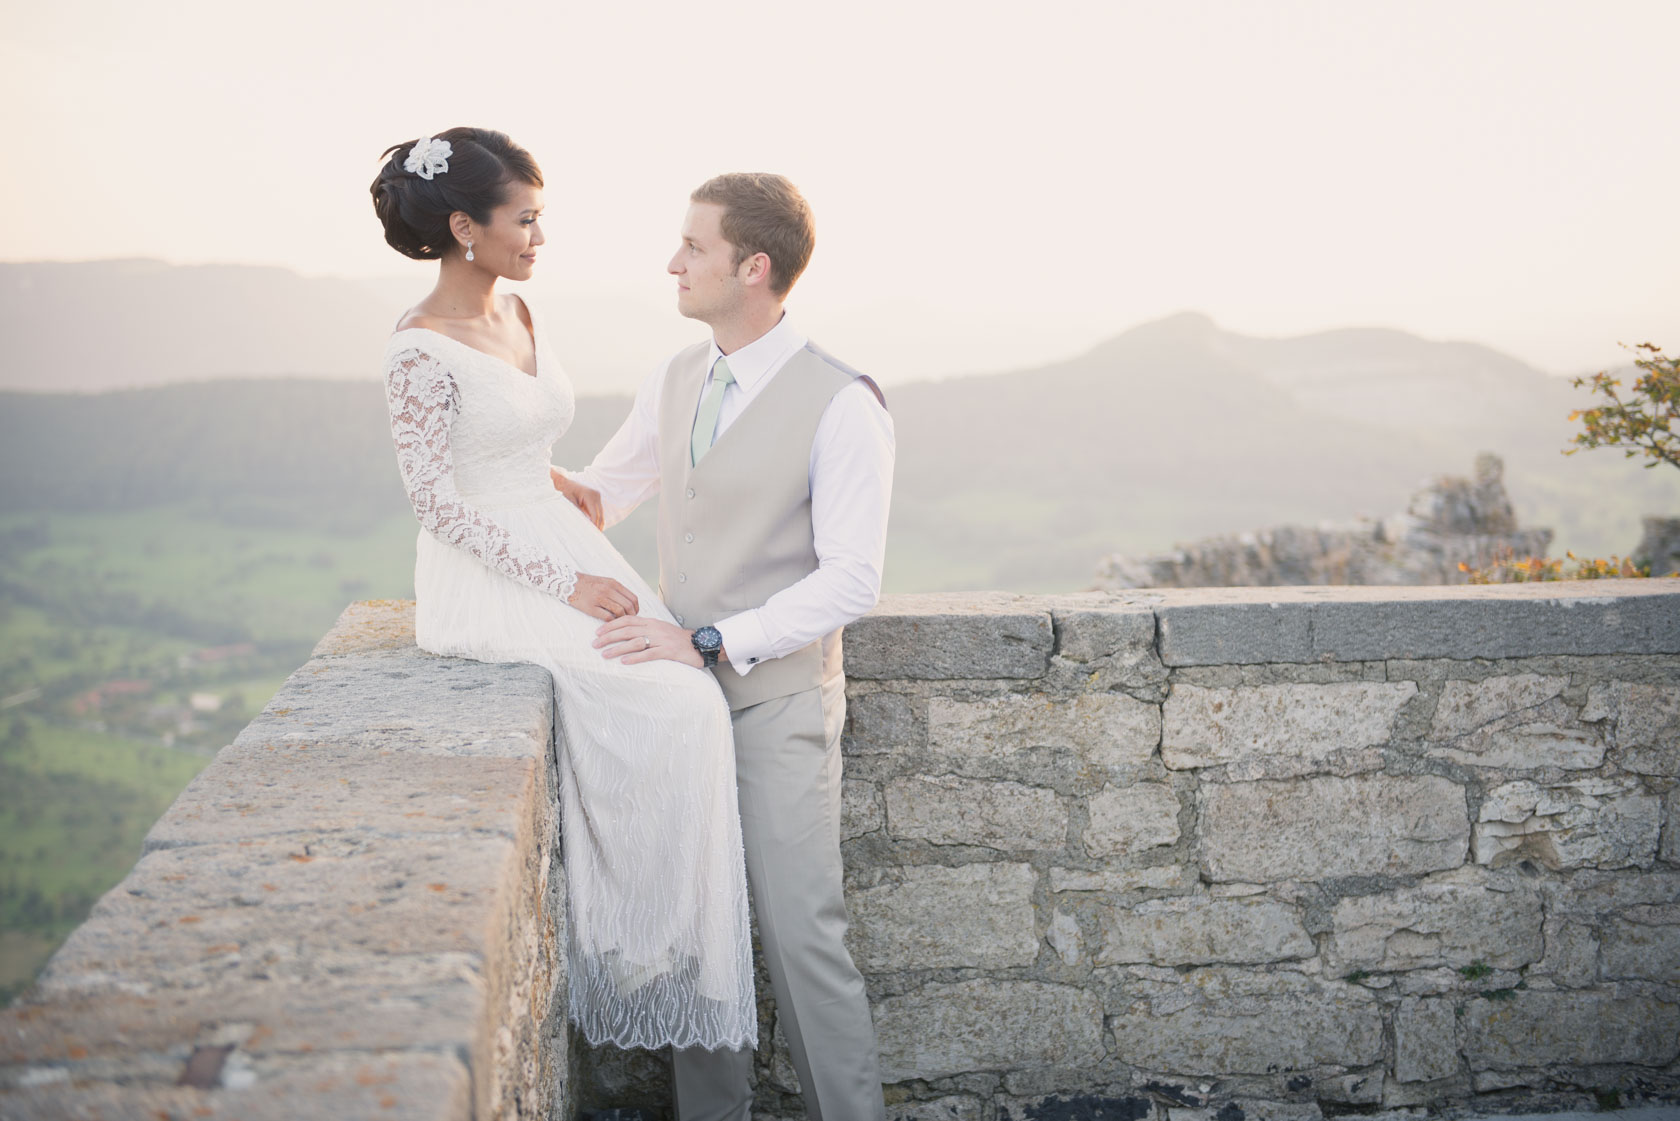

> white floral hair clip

[{"left": 403, "top": 137, "right": 452, "bottom": 180}]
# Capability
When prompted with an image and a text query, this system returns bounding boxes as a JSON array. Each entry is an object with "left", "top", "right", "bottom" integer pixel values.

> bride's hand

[
  {"left": 550, "top": 466, "right": 604, "bottom": 530},
  {"left": 568, "top": 574, "right": 638, "bottom": 621}
]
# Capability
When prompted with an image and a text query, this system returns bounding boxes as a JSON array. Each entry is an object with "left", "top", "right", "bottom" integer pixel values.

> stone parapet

[
  {"left": 5, "top": 583, "right": 1679, "bottom": 1120},
  {"left": 0, "top": 600, "right": 569, "bottom": 1121}
]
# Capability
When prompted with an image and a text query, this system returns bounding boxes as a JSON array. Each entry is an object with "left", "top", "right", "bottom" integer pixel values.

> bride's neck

[{"left": 425, "top": 259, "right": 499, "bottom": 320}]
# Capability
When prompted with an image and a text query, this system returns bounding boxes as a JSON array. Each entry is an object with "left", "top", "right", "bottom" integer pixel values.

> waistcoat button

[
  {"left": 684, "top": 532, "right": 694, "bottom": 543},
  {"left": 685, "top": 487, "right": 696, "bottom": 499},
  {"left": 677, "top": 572, "right": 687, "bottom": 583}
]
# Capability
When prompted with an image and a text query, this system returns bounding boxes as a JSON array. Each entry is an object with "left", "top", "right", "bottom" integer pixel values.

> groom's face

[{"left": 669, "top": 202, "right": 744, "bottom": 324}]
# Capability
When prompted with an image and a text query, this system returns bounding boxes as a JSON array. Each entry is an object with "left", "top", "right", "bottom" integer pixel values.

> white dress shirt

[{"left": 569, "top": 315, "right": 895, "bottom": 676}]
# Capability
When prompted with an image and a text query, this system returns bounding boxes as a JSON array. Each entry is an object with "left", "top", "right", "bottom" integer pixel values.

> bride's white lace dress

[{"left": 381, "top": 303, "right": 756, "bottom": 1051}]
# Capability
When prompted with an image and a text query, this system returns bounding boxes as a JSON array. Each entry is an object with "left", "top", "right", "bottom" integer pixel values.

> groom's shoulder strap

[{"left": 801, "top": 341, "right": 886, "bottom": 410}]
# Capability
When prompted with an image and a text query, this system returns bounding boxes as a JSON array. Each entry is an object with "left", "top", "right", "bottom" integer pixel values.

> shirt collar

[{"left": 708, "top": 313, "right": 807, "bottom": 392}]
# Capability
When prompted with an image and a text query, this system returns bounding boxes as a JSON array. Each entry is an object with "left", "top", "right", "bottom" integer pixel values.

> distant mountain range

[
  {"left": 1, "top": 261, "right": 403, "bottom": 390},
  {"left": 3, "top": 261, "right": 1674, "bottom": 590}
]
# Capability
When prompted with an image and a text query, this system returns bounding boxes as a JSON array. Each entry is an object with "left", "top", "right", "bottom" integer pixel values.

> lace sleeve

[{"left": 384, "top": 346, "right": 579, "bottom": 602}]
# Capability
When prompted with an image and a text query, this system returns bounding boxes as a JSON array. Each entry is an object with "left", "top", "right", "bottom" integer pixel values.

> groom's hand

[
  {"left": 594, "top": 617, "right": 706, "bottom": 669},
  {"left": 550, "top": 466, "right": 605, "bottom": 530}
]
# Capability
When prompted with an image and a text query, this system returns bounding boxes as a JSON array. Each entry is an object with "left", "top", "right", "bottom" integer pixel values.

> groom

[{"left": 561, "top": 173, "right": 893, "bottom": 1121}]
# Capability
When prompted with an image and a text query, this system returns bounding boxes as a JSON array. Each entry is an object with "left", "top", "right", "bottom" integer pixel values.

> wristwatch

[{"left": 690, "top": 625, "right": 723, "bottom": 669}]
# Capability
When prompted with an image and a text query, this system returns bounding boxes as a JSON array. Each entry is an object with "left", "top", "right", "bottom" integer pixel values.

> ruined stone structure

[
  {"left": 3, "top": 583, "right": 1679, "bottom": 1120},
  {"left": 1637, "top": 517, "right": 1680, "bottom": 579},
  {"left": 1094, "top": 454, "right": 1553, "bottom": 590}
]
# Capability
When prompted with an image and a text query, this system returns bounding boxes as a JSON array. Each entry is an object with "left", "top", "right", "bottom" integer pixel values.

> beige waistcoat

[{"left": 656, "top": 340, "right": 868, "bottom": 711}]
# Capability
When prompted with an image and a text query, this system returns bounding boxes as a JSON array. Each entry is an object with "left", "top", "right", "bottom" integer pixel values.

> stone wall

[
  {"left": 0, "top": 601, "right": 570, "bottom": 1121},
  {"left": 4, "top": 583, "right": 1679, "bottom": 1120},
  {"left": 807, "top": 582, "right": 1680, "bottom": 1121}
]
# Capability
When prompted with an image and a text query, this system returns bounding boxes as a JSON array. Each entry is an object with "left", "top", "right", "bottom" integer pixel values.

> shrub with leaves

[
  {"left": 1459, "top": 550, "right": 1650, "bottom": 584},
  {"left": 1566, "top": 342, "right": 1678, "bottom": 471}
]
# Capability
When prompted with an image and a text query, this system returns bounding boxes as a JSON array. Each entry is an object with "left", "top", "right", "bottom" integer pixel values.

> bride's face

[{"left": 469, "top": 182, "right": 545, "bottom": 281}]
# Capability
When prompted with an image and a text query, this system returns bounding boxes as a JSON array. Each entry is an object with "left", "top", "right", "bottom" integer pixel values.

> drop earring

[{"left": 465, "top": 240, "right": 475, "bottom": 262}]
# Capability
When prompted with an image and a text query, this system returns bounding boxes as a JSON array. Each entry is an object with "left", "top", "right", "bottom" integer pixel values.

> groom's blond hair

[{"left": 691, "top": 173, "right": 815, "bottom": 298}]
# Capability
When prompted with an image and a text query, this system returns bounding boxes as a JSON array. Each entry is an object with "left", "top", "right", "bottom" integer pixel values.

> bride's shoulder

[
  {"left": 392, "top": 305, "right": 449, "bottom": 337},
  {"left": 382, "top": 317, "right": 451, "bottom": 384},
  {"left": 385, "top": 310, "right": 458, "bottom": 370}
]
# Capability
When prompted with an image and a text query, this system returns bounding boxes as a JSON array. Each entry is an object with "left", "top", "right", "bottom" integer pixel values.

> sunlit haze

[{"left": 3, "top": 0, "right": 1676, "bottom": 393}]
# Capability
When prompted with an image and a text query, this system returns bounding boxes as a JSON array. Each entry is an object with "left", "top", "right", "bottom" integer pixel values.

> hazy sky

[{"left": 3, "top": 0, "right": 1676, "bottom": 390}]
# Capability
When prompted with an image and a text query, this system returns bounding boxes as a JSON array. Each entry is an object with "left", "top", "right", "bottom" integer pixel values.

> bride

[{"left": 369, "top": 127, "right": 756, "bottom": 1051}]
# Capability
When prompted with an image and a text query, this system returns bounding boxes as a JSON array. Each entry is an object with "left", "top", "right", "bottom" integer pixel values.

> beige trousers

[{"left": 672, "top": 675, "right": 885, "bottom": 1121}]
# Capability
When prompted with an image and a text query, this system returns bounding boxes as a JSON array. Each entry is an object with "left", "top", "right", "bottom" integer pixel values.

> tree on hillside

[{"left": 1566, "top": 343, "right": 1679, "bottom": 471}]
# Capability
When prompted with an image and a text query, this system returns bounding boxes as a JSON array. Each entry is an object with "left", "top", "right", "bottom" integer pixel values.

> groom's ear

[{"left": 738, "top": 250, "right": 774, "bottom": 290}]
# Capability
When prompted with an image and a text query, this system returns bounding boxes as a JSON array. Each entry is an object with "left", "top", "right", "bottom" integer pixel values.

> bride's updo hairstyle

[{"left": 371, "top": 127, "right": 543, "bottom": 260}]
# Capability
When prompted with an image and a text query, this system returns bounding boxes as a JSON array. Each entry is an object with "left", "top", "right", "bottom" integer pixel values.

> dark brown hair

[
  {"left": 371, "top": 127, "right": 543, "bottom": 260},
  {"left": 690, "top": 173, "right": 815, "bottom": 297}
]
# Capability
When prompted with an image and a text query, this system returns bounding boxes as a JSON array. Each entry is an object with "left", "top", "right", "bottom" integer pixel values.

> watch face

[{"left": 694, "top": 625, "right": 723, "bottom": 652}]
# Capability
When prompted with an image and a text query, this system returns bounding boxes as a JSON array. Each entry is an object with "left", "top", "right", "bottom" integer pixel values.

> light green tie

[{"left": 690, "top": 357, "right": 736, "bottom": 466}]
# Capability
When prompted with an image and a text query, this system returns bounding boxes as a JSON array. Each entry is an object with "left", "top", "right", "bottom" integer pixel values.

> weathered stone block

[
  {"left": 1473, "top": 779, "right": 1661, "bottom": 870},
  {"left": 1328, "top": 1071, "right": 1383, "bottom": 1104},
  {"left": 1162, "top": 682, "right": 1416, "bottom": 773},
  {"left": 1427, "top": 676, "right": 1602, "bottom": 769},
  {"left": 228, "top": 648, "right": 555, "bottom": 760},
  {"left": 0, "top": 969, "right": 486, "bottom": 1069},
  {"left": 144, "top": 752, "right": 543, "bottom": 851},
  {"left": 1109, "top": 993, "right": 1383, "bottom": 1075},
  {"left": 1428, "top": 711, "right": 1604, "bottom": 770},
  {"left": 1381, "top": 1074, "right": 1474, "bottom": 1109},
  {"left": 842, "top": 779, "right": 884, "bottom": 840},
  {"left": 1156, "top": 582, "right": 1680, "bottom": 665},
  {"left": 873, "top": 980, "right": 1104, "bottom": 1082},
  {"left": 1600, "top": 907, "right": 1680, "bottom": 983},
  {"left": 1324, "top": 868, "right": 1543, "bottom": 973},
  {"left": 1394, "top": 995, "right": 1460, "bottom": 1083},
  {"left": 1584, "top": 681, "right": 1680, "bottom": 775},
  {"left": 311, "top": 597, "right": 419, "bottom": 656},
  {"left": 1167, "top": 1105, "right": 1322, "bottom": 1121},
  {"left": 1085, "top": 784, "right": 1181, "bottom": 857},
  {"left": 885, "top": 775, "right": 1067, "bottom": 850},
  {"left": 1096, "top": 896, "right": 1312, "bottom": 966},
  {"left": 887, "top": 1095, "right": 984, "bottom": 1121},
  {"left": 576, "top": 1043, "right": 671, "bottom": 1111},
  {"left": 1046, "top": 909, "right": 1083, "bottom": 967},
  {"left": 1463, "top": 989, "right": 1680, "bottom": 1068},
  {"left": 845, "top": 691, "right": 919, "bottom": 755},
  {"left": 929, "top": 693, "right": 1160, "bottom": 769},
  {"left": 759, "top": 1011, "right": 802, "bottom": 1095},
  {"left": 0, "top": 1050, "right": 473, "bottom": 1121},
  {"left": 40, "top": 834, "right": 525, "bottom": 992},
  {"left": 1666, "top": 788, "right": 1680, "bottom": 865},
  {"left": 846, "top": 863, "right": 1038, "bottom": 972},
  {"left": 1010, "top": 1094, "right": 1162, "bottom": 1121},
  {"left": 1199, "top": 775, "right": 1469, "bottom": 882},
  {"left": 1052, "top": 601, "right": 1158, "bottom": 662},
  {"left": 1430, "top": 674, "right": 1567, "bottom": 737},
  {"left": 1537, "top": 915, "right": 1599, "bottom": 987},
  {"left": 1049, "top": 865, "right": 1195, "bottom": 893},
  {"left": 846, "top": 593, "right": 1054, "bottom": 680}
]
